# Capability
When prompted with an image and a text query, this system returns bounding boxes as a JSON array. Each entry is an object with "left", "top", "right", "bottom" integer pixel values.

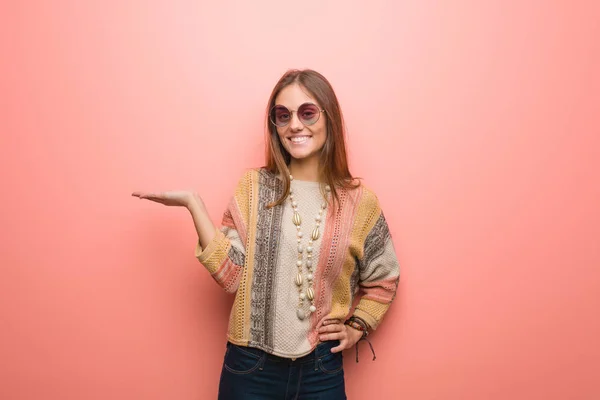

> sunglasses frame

[{"left": 269, "top": 102, "right": 326, "bottom": 127}]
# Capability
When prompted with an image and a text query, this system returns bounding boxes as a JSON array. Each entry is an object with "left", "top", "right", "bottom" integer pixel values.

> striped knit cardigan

[{"left": 196, "top": 168, "right": 400, "bottom": 354}]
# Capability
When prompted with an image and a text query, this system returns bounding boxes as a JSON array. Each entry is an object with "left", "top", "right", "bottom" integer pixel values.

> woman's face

[{"left": 273, "top": 84, "right": 327, "bottom": 164}]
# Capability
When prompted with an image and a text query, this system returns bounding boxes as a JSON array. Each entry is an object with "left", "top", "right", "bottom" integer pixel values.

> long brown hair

[{"left": 264, "top": 69, "right": 360, "bottom": 207}]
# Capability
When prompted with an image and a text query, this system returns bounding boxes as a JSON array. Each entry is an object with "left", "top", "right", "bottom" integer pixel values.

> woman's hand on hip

[{"left": 318, "top": 320, "right": 364, "bottom": 353}]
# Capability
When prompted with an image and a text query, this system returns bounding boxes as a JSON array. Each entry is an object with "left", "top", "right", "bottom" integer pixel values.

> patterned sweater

[{"left": 195, "top": 168, "right": 400, "bottom": 357}]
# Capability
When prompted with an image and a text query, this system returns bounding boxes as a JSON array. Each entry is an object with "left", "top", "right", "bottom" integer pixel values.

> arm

[
  {"left": 132, "top": 171, "right": 250, "bottom": 294},
  {"left": 353, "top": 209, "right": 400, "bottom": 331},
  {"left": 187, "top": 194, "right": 217, "bottom": 249},
  {"left": 194, "top": 173, "right": 250, "bottom": 294},
  {"left": 318, "top": 194, "right": 400, "bottom": 356}
]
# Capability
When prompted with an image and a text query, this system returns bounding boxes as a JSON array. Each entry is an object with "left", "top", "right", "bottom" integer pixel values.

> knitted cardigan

[{"left": 196, "top": 168, "right": 400, "bottom": 356}]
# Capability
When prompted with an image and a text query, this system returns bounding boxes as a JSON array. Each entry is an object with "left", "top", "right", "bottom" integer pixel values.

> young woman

[{"left": 133, "top": 69, "right": 400, "bottom": 399}]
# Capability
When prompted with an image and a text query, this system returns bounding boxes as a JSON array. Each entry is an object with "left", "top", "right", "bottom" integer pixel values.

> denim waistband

[{"left": 227, "top": 340, "right": 340, "bottom": 365}]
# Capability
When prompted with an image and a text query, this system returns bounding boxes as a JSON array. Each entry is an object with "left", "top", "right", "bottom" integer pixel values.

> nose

[{"left": 289, "top": 111, "right": 304, "bottom": 132}]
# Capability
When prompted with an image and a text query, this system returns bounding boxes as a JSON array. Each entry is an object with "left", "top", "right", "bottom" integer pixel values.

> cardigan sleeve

[
  {"left": 195, "top": 171, "right": 251, "bottom": 294},
  {"left": 352, "top": 198, "right": 400, "bottom": 330}
]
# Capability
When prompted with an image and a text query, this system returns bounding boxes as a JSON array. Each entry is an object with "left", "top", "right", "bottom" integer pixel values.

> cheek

[
  {"left": 314, "top": 123, "right": 327, "bottom": 142},
  {"left": 276, "top": 129, "right": 288, "bottom": 146}
]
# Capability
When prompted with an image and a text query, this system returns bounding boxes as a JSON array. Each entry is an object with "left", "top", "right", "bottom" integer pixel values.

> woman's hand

[
  {"left": 132, "top": 190, "right": 215, "bottom": 248},
  {"left": 132, "top": 190, "right": 199, "bottom": 209},
  {"left": 318, "top": 320, "right": 364, "bottom": 353}
]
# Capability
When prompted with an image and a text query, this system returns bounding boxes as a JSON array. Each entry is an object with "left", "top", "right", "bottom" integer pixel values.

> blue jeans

[{"left": 218, "top": 340, "right": 347, "bottom": 400}]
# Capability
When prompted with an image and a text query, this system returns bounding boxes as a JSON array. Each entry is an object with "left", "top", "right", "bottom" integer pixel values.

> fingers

[
  {"left": 319, "top": 331, "right": 345, "bottom": 342},
  {"left": 132, "top": 193, "right": 171, "bottom": 207},
  {"left": 330, "top": 340, "right": 347, "bottom": 353},
  {"left": 132, "top": 191, "right": 190, "bottom": 208},
  {"left": 318, "top": 323, "right": 344, "bottom": 334},
  {"left": 319, "top": 323, "right": 347, "bottom": 342},
  {"left": 318, "top": 322, "right": 356, "bottom": 352},
  {"left": 132, "top": 192, "right": 163, "bottom": 200}
]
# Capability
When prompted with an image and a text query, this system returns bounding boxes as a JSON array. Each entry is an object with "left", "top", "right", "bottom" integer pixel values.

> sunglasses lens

[
  {"left": 269, "top": 103, "right": 322, "bottom": 127},
  {"left": 271, "top": 105, "right": 291, "bottom": 127},
  {"left": 298, "top": 103, "right": 320, "bottom": 125}
]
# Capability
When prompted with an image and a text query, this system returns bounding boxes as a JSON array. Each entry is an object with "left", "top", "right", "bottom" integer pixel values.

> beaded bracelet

[
  {"left": 345, "top": 319, "right": 367, "bottom": 336},
  {"left": 344, "top": 316, "right": 369, "bottom": 338},
  {"left": 351, "top": 315, "right": 370, "bottom": 330}
]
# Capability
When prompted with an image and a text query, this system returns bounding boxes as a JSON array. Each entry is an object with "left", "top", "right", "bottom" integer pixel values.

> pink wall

[{"left": 2, "top": 1, "right": 599, "bottom": 399}]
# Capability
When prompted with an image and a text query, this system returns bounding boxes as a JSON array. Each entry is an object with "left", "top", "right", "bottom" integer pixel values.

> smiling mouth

[{"left": 289, "top": 136, "right": 311, "bottom": 144}]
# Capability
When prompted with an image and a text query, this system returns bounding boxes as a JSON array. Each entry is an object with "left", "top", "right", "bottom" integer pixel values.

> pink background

[{"left": 2, "top": 1, "right": 599, "bottom": 399}]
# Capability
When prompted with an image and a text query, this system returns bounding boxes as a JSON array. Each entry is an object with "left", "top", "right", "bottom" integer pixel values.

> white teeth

[{"left": 290, "top": 136, "right": 310, "bottom": 144}]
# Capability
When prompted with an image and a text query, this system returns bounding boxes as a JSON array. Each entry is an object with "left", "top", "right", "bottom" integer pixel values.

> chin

[{"left": 287, "top": 149, "right": 315, "bottom": 160}]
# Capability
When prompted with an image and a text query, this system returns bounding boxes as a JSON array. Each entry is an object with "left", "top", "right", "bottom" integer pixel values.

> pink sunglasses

[{"left": 269, "top": 102, "right": 325, "bottom": 127}]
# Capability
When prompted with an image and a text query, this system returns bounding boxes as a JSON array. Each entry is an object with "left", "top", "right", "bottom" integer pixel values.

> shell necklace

[{"left": 289, "top": 174, "right": 330, "bottom": 320}]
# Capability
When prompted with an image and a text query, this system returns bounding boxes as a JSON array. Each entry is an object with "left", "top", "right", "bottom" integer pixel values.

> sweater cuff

[
  {"left": 353, "top": 297, "right": 392, "bottom": 331},
  {"left": 195, "top": 230, "right": 228, "bottom": 274}
]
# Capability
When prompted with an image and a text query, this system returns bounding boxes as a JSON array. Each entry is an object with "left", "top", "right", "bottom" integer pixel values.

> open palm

[{"left": 131, "top": 190, "right": 194, "bottom": 207}]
